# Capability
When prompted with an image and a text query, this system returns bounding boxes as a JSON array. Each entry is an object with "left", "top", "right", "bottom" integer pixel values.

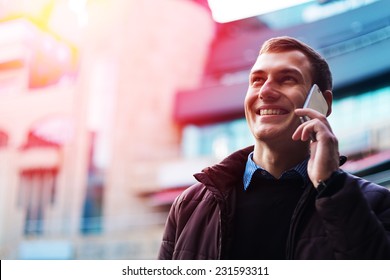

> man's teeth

[{"left": 259, "top": 109, "right": 284, "bottom": 116}]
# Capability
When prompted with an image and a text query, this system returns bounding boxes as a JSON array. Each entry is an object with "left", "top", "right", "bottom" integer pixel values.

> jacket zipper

[{"left": 286, "top": 184, "right": 315, "bottom": 259}]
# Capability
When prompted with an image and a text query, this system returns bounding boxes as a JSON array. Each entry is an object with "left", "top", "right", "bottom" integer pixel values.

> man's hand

[{"left": 292, "top": 108, "right": 340, "bottom": 187}]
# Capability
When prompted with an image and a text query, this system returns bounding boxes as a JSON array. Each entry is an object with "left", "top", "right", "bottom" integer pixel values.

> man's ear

[{"left": 323, "top": 89, "right": 333, "bottom": 116}]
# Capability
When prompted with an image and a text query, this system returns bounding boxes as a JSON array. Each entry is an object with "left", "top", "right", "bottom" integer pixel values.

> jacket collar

[
  {"left": 194, "top": 146, "right": 254, "bottom": 194},
  {"left": 194, "top": 145, "right": 347, "bottom": 194}
]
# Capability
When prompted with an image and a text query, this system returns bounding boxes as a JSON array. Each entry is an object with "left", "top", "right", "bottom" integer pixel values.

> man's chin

[
  {"left": 252, "top": 128, "right": 293, "bottom": 142},
  {"left": 253, "top": 131, "right": 280, "bottom": 142}
]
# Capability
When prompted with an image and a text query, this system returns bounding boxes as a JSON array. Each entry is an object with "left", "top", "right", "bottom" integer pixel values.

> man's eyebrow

[
  {"left": 276, "top": 68, "right": 303, "bottom": 77},
  {"left": 249, "top": 69, "right": 265, "bottom": 75},
  {"left": 249, "top": 68, "right": 302, "bottom": 76}
]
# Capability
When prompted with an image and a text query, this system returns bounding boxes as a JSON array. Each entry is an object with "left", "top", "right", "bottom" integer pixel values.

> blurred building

[
  {"left": 0, "top": 0, "right": 214, "bottom": 259},
  {"left": 0, "top": 16, "right": 81, "bottom": 259},
  {"left": 1, "top": 0, "right": 390, "bottom": 260}
]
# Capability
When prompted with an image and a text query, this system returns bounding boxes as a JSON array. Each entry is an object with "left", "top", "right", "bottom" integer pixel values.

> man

[{"left": 158, "top": 36, "right": 390, "bottom": 259}]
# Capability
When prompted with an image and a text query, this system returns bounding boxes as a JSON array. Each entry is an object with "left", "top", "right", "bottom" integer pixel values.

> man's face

[{"left": 244, "top": 50, "right": 313, "bottom": 142}]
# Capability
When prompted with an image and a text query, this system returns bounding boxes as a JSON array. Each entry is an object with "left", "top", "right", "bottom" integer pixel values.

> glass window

[
  {"left": 19, "top": 169, "right": 57, "bottom": 236},
  {"left": 329, "top": 85, "right": 390, "bottom": 155},
  {"left": 182, "top": 119, "right": 253, "bottom": 159}
]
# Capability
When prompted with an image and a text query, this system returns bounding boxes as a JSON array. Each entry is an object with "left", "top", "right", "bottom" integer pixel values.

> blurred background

[{"left": 0, "top": 0, "right": 389, "bottom": 259}]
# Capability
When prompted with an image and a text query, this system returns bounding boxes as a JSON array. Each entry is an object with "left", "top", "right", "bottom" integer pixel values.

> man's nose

[{"left": 258, "top": 80, "right": 281, "bottom": 101}]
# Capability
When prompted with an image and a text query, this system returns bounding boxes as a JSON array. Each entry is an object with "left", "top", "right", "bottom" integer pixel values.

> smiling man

[{"left": 158, "top": 36, "right": 390, "bottom": 260}]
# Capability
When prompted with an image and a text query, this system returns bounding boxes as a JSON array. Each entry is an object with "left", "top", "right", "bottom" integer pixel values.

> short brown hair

[{"left": 259, "top": 36, "right": 332, "bottom": 92}]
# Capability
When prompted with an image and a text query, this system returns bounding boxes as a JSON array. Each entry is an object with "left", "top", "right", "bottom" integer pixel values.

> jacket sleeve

[
  {"left": 157, "top": 196, "right": 179, "bottom": 260},
  {"left": 316, "top": 171, "right": 390, "bottom": 259}
]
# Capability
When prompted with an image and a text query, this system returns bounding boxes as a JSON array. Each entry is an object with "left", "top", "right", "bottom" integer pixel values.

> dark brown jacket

[{"left": 158, "top": 146, "right": 390, "bottom": 259}]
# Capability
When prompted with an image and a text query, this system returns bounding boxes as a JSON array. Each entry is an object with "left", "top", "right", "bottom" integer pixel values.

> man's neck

[{"left": 253, "top": 140, "right": 309, "bottom": 179}]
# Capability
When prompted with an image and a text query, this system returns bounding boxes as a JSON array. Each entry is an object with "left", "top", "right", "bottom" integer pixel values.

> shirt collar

[{"left": 243, "top": 151, "right": 309, "bottom": 191}]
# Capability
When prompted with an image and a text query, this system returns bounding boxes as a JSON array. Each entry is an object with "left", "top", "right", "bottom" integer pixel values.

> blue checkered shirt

[{"left": 243, "top": 152, "right": 309, "bottom": 191}]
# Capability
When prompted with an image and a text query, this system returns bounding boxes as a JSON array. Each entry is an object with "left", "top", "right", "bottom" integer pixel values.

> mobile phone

[{"left": 300, "top": 84, "right": 328, "bottom": 123}]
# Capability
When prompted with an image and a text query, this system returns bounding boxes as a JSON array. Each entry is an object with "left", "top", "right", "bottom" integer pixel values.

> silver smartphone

[{"left": 300, "top": 84, "right": 328, "bottom": 123}]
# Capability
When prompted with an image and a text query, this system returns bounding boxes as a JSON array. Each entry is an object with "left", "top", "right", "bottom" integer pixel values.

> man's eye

[
  {"left": 281, "top": 76, "right": 296, "bottom": 83},
  {"left": 251, "top": 77, "right": 264, "bottom": 85}
]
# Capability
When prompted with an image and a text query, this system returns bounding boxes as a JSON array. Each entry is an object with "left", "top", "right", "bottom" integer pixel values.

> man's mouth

[{"left": 257, "top": 109, "right": 288, "bottom": 116}]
